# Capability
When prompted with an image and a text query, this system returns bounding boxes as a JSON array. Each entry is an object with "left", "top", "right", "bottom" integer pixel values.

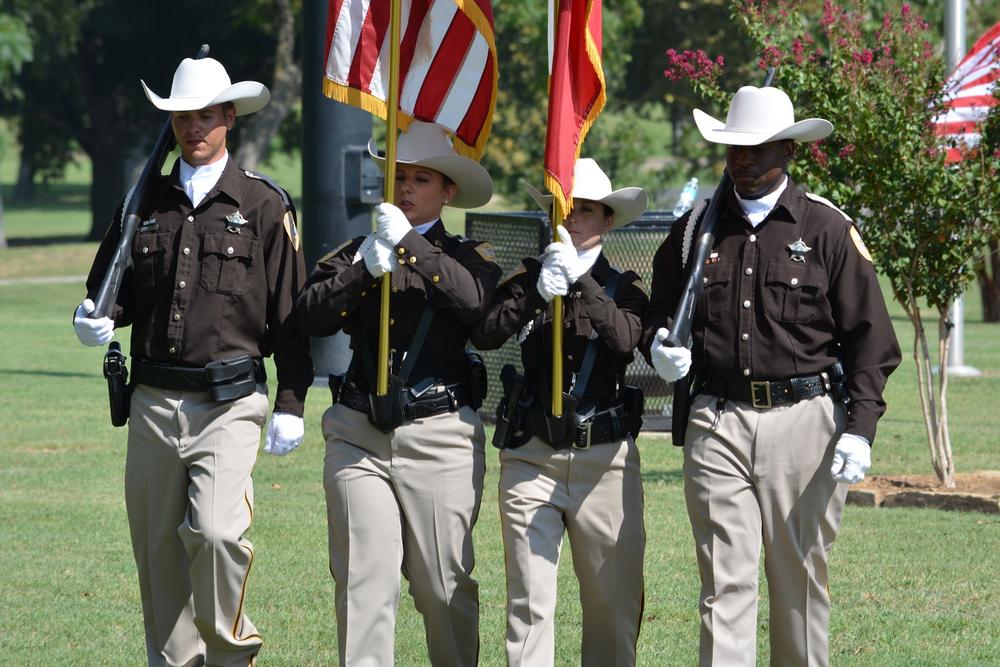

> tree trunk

[
  {"left": 13, "top": 149, "right": 36, "bottom": 203},
  {"left": 0, "top": 191, "right": 7, "bottom": 249},
  {"left": 88, "top": 141, "right": 127, "bottom": 241},
  {"left": 977, "top": 240, "right": 1000, "bottom": 322},
  {"left": 234, "top": 0, "right": 301, "bottom": 170},
  {"left": 935, "top": 308, "right": 956, "bottom": 488}
]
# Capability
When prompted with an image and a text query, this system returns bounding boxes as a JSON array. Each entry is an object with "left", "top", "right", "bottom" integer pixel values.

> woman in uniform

[
  {"left": 471, "top": 158, "right": 649, "bottom": 666},
  {"left": 295, "top": 121, "right": 501, "bottom": 667}
]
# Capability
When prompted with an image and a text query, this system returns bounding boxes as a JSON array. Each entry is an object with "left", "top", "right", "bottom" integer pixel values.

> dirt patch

[{"left": 847, "top": 471, "right": 1000, "bottom": 514}]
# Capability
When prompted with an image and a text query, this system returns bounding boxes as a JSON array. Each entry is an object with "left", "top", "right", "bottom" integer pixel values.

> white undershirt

[
  {"left": 578, "top": 244, "right": 602, "bottom": 265},
  {"left": 412, "top": 219, "right": 438, "bottom": 235},
  {"left": 735, "top": 175, "right": 788, "bottom": 227},
  {"left": 179, "top": 152, "right": 229, "bottom": 208}
]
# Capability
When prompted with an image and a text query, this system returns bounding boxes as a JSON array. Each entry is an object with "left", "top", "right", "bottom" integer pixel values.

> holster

[
  {"left": 542, "top": 392, "right": 579, "bottom": 449},
  {"left": 103, "top": 342, "right": 131, "bottom": 428},
  {"left": 671, "top": 375, "right": 692, "bottom": 447},
  {"left": 493, "top": 364, "right": 524, "bottom": 449},
  {"left": 204, "top": 355, "right": 257, "bottom": 402},
  {"left": 464, "top": 350, "right": 488, "bottom": 411},
  {"left": 368, "top": 374, "right": 408, "bottom": 433}
]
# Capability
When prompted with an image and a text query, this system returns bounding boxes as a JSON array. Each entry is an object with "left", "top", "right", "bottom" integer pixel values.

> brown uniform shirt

[
  {"left": 296, "top": 220, "right": 501, "bottom": 385},
  {"left": 642, "top": 177, "right": 901, "bottom": 441},
  {"left": 472, "top": 253, "right": 648, "bottom": 406},
  {"left": 85, "top": 158, "right": 313, "bottom": 416}
]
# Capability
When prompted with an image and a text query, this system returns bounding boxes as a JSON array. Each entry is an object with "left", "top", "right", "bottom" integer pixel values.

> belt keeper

[{"left": 574, "top": 422, "right": 592, "bottom": 450}]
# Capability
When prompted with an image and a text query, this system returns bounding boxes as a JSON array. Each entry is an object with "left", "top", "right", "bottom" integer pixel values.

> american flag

[
  {"left": 544, "top": 0, "right": 605, "bottom": 220},
  {"left": 933, "top": 22, "right": 1000, "bottom": 163},
  {"left": 323, "top": 0, "right": 498, "bottom": 160}
]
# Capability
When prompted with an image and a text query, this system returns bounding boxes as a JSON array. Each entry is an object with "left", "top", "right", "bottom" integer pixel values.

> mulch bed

[{"left": 847, "top": 471, "right": 1000, "bottom": 513}]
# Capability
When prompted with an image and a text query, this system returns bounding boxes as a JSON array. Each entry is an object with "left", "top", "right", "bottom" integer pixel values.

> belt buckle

[
  {"left": 574, "top": 422, "right": 592, "bottom": 450},
  {"left": 750, "top": 381, "right": 772, "bottom": 409}
]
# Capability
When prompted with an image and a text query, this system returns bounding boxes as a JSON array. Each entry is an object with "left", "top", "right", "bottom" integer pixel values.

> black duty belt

[
  {"left": 696, "top": 371, "right": 845, "bottom": 409},
  {"left": 338, "top": 380, "right": 468, "bottom": 421},
  {"left": 132, "top": 357, "right": 265, "bottom": 392},
  {"left": 522, "top": 405, "right": 641, "bottom": 450}
]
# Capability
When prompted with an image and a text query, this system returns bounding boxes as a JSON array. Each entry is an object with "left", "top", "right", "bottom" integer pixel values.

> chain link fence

[{"left": 466, "top": 210, "right": 678, "bottom": 430}]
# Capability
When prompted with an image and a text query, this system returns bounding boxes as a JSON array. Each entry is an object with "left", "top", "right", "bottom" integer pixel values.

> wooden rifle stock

[{"left": 91, "top": 44, "right": 211, "bottom": 319}]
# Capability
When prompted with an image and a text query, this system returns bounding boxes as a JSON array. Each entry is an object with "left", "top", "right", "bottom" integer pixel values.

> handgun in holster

[
  {"left": 493, "top": 364, "right": 524, "bottom": 449},
  {"left": 103, "top": 342, "right": 131, "bottom": 427}
]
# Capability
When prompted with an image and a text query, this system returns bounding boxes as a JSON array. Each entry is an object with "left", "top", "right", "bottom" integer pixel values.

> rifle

[
  {"left": 91, "top": 44, "right": 210, "bottom": 427},
  {"left": 667, "top": 67, "right": 777, "bottom": 446}
]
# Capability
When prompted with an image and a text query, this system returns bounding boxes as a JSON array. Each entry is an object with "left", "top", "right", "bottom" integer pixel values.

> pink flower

[{"left": 839, "top": 144, "right": 856, "bottom": 158}]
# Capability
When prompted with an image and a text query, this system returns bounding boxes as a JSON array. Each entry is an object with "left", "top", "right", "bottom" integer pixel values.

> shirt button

[
  {"left": 389, "top": 318, "right": 395, "bottom": 325},
  {"left": 749, "top": 234, "right": 757, "bottom": 242},
  {"left": 141, "top": 247, "right": 149, "bottom": 254},
  {"left": 535, "top": 308, "right": 542, "bottom": 314},
  {"left": 432, "top": 275, "right": 440, "bottom": 283},
  {"left": 361, "top": 291, "right": 367, "bottom": 297},
  {"left": 745, "top": 267, "right": 753, "bottom": 275},
  {"left": 227, "top": 247, "right": 234, "bottom": 255},
  {"left": 187, "top": 215, "right": 194, "bottom": 222},
  {"left": 702, "top": 276, "right": 709, "bottom": 285},
  {"left": 340, "top": 310, "right": 347, "bottom": 317},
  {"left": 743, "top": 300, "right": 751, "bottom": 308},
  {"left": 178, "top": 281, "right": 186, "bottom": 288},
  {"left": 743, "top": 368, "right": 751, "bottom": 376},
  {"left": 392, "top": 287, "right": 399, "bottom": 293},
  {"left": 398, "top": 259, "right": 406, "bottom": 265},
  {"left": 790, "top": 277, "right": 799, "bottom": 286},
  {"left": 173, "top": 313, "right": 182, "bottom": 321},
  {"left": 397, "top": 247, "right": 406, "bottom": 255},
  {"left": 168, "top": 346, "right": 177, "bottom": 354},
  {"left": 183, "top": 247, "right": 191, "bottom": 255},
  {"left": 565, "top": 321, "right": 571, "bottom": 328},
  {"left": 409, "top": 256, "right": 416, "bottom": 264},
  {"left": 567, "top": 354, "right": 574, "bottom": 361},
  {"left": 741, "top": 333, "right": 750, "bottom": 341}
]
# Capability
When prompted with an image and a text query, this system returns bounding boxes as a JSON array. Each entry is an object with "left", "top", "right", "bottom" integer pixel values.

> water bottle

[{"left": 672, "top": 177, "right": 699, "bottom": 218}]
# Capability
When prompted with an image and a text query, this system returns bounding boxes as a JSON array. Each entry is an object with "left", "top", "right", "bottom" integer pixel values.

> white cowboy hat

[
  {"left": 141, "top": 57, "right": 270, "bottom": 116},
  {"left": 522, "top": 158, "right": 648, "bottom": 228},
  {"left": 694, "top": 85, "right": 833, "bottom": 146},
  {"left": 368, "top": 121, "right": 493, "bottom": 209}
]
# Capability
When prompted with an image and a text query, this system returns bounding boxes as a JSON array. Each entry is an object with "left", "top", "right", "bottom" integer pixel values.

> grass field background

[{"left": 1, "top": 152, "right": 998, "bottom": 665}]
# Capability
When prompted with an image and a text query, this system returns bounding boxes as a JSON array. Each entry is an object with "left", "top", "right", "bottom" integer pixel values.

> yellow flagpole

[
  {"left": 550, "top": 209, "right": 564, "bottom": 417},
  {"left": 377, "top": 0, "right": 403, "bottom": 396}
]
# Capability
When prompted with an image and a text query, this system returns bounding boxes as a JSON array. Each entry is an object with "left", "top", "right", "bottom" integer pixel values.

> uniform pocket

[
  {"left": 200, "top": 233, "right": 257, "bottom": 295},
  {"left": 133, "top": 231, "right": 171, "bottom": 289},
  {"left": 763, "top": 262, "right": 827, "bottom": 323},
  {"left": 694, "top": 261, "right": 733, "bottom": 322}
]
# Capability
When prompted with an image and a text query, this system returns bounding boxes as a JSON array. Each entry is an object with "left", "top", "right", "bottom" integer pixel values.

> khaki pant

[
  {"left": 321, "top": 403, "right": 486, "bottom": 667},
  {"left": 498, "top": 435, "right": 645, "bottom": 667},
  {"left": 125, "top": 384, "right": 269, "bottom": 667},
  {"left": 684, "top": 393, "right": 848, "bottom": 667}
]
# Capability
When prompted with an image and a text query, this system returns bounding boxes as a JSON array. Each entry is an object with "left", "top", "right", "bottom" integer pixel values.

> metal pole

[
  {"left": 944, "top": 0, "right": 980, "bottom": 376},
  {"left": 302, "top": 0, "right": 374, "bottom": 379}
]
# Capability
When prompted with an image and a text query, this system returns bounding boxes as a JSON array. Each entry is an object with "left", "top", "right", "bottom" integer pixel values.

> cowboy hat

[
  {"left": 367, "top": 121, "right": 493, "bottom": 209},
  {"left": 141, "top": 57, "right": 270, "bottom": 116},
  {"left": 693, "top": 86, "right": 833, "bottom": 146},
  {"left": 522, "top": 158, "right": 648, "bottom": 228}
]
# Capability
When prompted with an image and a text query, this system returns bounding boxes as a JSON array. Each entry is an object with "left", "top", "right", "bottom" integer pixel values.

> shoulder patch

[
  {"left": 283, "top": 211, "right": 301, "bottom": 251},
  {"left": 498, "top": 264, "right": 527, "bottom": 287},
  {"left": 805, "top": 192, "right": 852, "bottom": 222},
  {"left": 474, "top": 242, "right": 498, "bottom": 263},
  {"left": 630, "top": 276, "right": 649, "bottom": 297},
  {"left": 850, "top": 226, "right": 873, "bottom": 263}
]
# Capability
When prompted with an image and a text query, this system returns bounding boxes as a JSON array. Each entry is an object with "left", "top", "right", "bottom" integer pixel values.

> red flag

[
  {"left": 324, "top": 0, "right": 498, "bottom": 159},
  {"left": 544, "top": 0, "right": 606, "bottom": 219},
  {"left": 933, "top": 22, "right": 1000, "bottom": 162}
]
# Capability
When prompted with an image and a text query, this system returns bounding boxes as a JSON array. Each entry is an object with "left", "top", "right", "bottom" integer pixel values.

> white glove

[
  {"left": 356, "top": 233, "right": 395, "bottom": 277},
  {"left": 375, "top": 202, "right": 412, "bottom": 246},
  {"left": 830, "top": 433, "right": 871, "bottom": 484},
  {"left": 73, "top": 298, "right": 115, "bottom": 347},
  {"left": 263, "top": 412, "right": 305, "bottom": 456},
  {"left": 536, "top": 255, "right": 570, "bottom": 302},
  {"left": 650, "top": 327, "right": 692, "bottom": 383},
  {"left": 544, "top": 225, "right": 595, "bottom": 284}
]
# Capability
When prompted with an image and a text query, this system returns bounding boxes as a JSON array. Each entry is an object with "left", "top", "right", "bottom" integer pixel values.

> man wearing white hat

[
  {"left": 643, "top": 86, "right": 901, "bottom": 666},
  {"left": 472, "top": 158, "right": 649, "bottom": 666},
  {"left": 295, "top": 120, "right": 500, "bottom": 666},
  {"left": 73, "top": 56, "right": 313, "bottom": 666}
]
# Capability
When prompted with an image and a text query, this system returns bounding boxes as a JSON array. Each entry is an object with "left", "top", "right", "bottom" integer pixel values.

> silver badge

[
  {"left": 225, "top": 211, "right": 248, "bottom": 233},
  {"left": 787, "top": 238, "right": 812, "bottom": 263}
]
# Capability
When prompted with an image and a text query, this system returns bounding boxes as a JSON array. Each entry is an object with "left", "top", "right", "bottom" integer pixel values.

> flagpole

[
  {"left": 550, "top": 211, "right": 565, "bottom": 416},
  {"left": 377, "top": 0, "right": 403, "bottom": 396}
]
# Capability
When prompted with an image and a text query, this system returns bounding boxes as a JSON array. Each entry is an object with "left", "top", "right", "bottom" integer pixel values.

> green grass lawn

[{"left": 1, "top": 152, "right": 999, "bottom": 665}]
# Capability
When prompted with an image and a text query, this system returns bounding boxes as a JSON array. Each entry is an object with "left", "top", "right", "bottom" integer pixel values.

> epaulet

[
  {"left": 243, "top": 169, "right": 294, "bottom": 211},
  {"left": 805, "top": 192, "right": 852, "bottom": 222},
  {"left": 498, "top": 264, "right": 527, "bottom": 287}
]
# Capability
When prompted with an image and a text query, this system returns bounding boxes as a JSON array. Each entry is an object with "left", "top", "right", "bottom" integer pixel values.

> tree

[
  {"left": 664, "top": 0, "right": 1000, "bottom": 487},
  {"left": 0, "top": 11, "right": 32, "bottom": 249}
]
